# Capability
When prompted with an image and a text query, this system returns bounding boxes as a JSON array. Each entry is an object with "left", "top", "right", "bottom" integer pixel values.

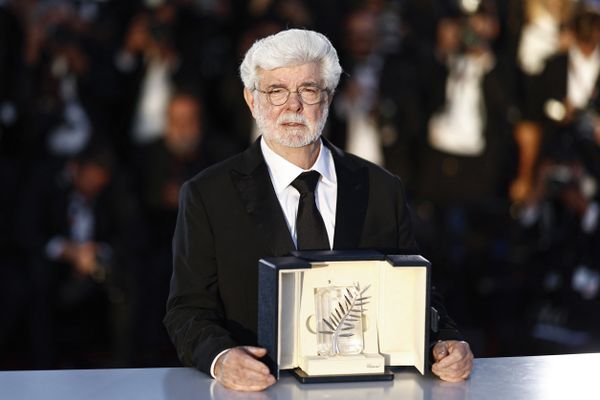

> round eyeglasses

[{"left": 254, "top": 86, "right": 328, "bottom": 106}]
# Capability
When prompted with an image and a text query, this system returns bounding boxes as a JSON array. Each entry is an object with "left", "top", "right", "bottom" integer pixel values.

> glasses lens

[
  {"left": 299, "top": 87, "right": 321, "bottom": 104},
  {"left": 264, "top": 87, "right": 324, "bottom": 105},
  {"left": 268, "top": 88, "right": 289, "bottom": 106}
]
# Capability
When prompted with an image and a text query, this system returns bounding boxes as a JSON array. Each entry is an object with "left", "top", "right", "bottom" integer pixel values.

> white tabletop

[{"left": 0, "top": 353, "right": 597, "bottom": 400}]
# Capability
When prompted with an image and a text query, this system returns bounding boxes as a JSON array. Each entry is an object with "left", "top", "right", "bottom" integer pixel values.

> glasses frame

[{"left": 254, "top": 86, "right": 329, "bottom": 106}]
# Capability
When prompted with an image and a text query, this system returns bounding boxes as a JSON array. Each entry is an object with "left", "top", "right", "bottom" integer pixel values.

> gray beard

[{"left": 256, "top": 107, "right": 329, "bottom": 148}]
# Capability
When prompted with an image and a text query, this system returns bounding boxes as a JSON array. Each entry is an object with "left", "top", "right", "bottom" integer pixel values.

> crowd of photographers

[{"left": 1, "top": 0, "right": 599, "bottom": 369}]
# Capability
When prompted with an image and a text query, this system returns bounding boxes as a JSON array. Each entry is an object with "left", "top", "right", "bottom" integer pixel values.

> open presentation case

[{"left": 257, "top": 251, "right": 431, "bottom": 383}]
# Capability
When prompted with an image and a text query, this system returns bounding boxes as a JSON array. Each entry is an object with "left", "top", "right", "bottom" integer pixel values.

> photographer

[
  {"left": 516, "top": 152, "right": 600, "bottom": 354},
  {"left": 17, "top": 143, "right": 141, "bottom": 367},
  {"left": 405, "top": 1, "right": 513, "bottom": 341},
  {"left": 515, "top": 0, "right": 600, "bottom": 355},
  {"left": 536, "top": 1, "right": 600, "bottom": 182},
  {"left": 113, "top": 3, "right": 182, "bottom": 163},
  {"left": 415, "top": 1, "right": 511, "bottom": 205},
  {"left": 526, "top": 0, "right": 600, "bottom": 286}
]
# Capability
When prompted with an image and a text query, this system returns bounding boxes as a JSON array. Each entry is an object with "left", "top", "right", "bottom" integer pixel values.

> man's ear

[{"left": 243, "top": 88, "right": 257, "bottom": 119}]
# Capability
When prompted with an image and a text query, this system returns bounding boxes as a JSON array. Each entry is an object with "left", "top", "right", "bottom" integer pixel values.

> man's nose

[{"left": 285, "top": 91, "right": 303, "bottom": 111}]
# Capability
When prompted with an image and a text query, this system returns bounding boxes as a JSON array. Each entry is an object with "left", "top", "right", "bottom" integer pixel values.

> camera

[{"left": 544, "top": 164, "right": 579, "bottom": 198}]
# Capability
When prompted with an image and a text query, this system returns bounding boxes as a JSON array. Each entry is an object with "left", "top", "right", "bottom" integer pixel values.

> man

[
  {"left": 164, "top": 29, "right": 473, "bottom": 392},
  {"left": 18, "top": 143, "right": 141, "bottom": 367},
  {"left": 133, "top": 92, "right": 237, "bottom": 365},
  {"left": 535, "top": 2, "right": 600, "bottom": 181}
]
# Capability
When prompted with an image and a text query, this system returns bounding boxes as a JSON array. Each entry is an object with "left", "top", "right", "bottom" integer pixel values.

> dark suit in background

[
  {"left": 521, "top": 50, "right": 600, "bottom": 353},
  {"left": 164, "top": 137, "right": 463, "bottom": 374},
  {"left": 536, "top": 52, "right": 600, "bottom": 178},
  {"left": 17, "top": 159, "right": 141, "bottom": 367},
  {"left": 131, "top": 132, "right": 238, "bottom": 366}
]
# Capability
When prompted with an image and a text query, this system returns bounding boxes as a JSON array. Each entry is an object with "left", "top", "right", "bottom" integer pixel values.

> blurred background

[{"left": 1, "top": 0, "right": 600, "bottom": 370}]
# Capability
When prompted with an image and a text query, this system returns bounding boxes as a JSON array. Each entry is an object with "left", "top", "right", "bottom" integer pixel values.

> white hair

[{"left": 239, "top": 29, "right": 342, "bottom": 92}]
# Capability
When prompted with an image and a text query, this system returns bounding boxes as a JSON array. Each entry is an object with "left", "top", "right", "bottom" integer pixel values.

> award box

[{"left": 257, "top": 251, "right": 431, "bottom": 383}]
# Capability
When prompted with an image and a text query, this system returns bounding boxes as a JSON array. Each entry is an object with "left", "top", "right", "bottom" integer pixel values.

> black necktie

[{"left": 291, "top": 171, "right": 331, "bottom": 250}]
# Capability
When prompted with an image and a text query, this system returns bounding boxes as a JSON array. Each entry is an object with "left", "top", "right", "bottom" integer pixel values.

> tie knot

[{"left": 291, "top": 170, "right": 321, "bottom": 195}]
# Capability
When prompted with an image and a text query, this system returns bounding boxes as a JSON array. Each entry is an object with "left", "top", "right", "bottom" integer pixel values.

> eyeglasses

[{"left": 254, "top": 86, "right": 328, "bottom": 106}]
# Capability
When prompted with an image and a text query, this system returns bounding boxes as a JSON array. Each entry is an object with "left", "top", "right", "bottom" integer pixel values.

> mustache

[{"left": 277, "top": 114, "right": 308, "bottom": 125}]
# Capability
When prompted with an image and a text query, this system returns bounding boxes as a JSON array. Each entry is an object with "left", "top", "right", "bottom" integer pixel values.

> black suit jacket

[
  {"left": 414, "top": 50, "right": 513, "bottom": 203},
  {"left": 164, "top": 137, "right": 462, "bottom": 374},
  {"left": 17, "top": 165, "right": 139, "bottom": 258},
  {"left": 536, "top": 52, "right": 600, "bottom": 176},
  {"left": 535, "top": 51, "right": 600, "bottom": 129}
]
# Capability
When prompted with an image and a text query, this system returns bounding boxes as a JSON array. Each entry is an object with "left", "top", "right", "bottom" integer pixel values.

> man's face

[
  {"left": 72, "top": 162, "right": 111, "bottom": 199},
  {"left": 165, "top": 96, "right": 201, "bottom": 157},
  {"left": 345, "top": 11, "right": 377, "bottom": 61},
  {"left": 244, "top": 62, "right": 330, "bottom": 149}
]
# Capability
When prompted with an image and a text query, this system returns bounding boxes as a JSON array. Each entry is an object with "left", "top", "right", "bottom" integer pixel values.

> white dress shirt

[
  {"left": 517, "top": 11, "right": 560, "bottom": 76},
  {"left": 209, "top": 136, "right": 338, "bottom": 378},
  {"left": 131, "top": 58, "right": 173, "bottom": 144},
  {"left": 567, "top": 45, "right": 600, "bottom": 109},
  {"left": 260, "top": 137, "right": 337, "bottom": 248},
  {"left": 428, "top": 52, "right": 493, "bottom": 157}
]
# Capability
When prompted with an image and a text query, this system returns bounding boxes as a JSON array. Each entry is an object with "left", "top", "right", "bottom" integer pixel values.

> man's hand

[
  {"left": 431, "top": 340, "right": 473, "bottom": 382},
  {"left": 63, "top": 241, "right": 98, "bottom": 276},
  {"left": 214, "top": 346, "right": 276, "bottom": 391}
]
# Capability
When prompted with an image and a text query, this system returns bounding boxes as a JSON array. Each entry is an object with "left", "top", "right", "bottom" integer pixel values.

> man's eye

[
  {"left": 269, "top": 88, "right": 286, "bottom": 94},
  {"left": 301, "top": 87, "right": 318, "bottom": 94}
]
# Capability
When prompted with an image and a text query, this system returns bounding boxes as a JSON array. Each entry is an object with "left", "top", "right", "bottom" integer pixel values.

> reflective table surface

[{"left": 1, "top": 353, "right": 597, "bottom": 400}]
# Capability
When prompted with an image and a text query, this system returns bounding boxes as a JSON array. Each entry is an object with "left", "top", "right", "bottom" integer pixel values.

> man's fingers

[
  {"left": 216, "top": 346, "right": 275, "bottom": 392},
  {"left": 222, "top": 368, "right": 274, "bottom": 389},
  {"left": 435, "top": 341, "right": 471, "bottom": 368},
  {"left": 224, "top": 348, "right": 270, "bottom": 375},
  {"left": 432, "top": 366, "right": 469, "bottom": 382},
  {"left": 237, "top": 369, "right": 275, "bottom": 385},
  {"left": 431, "top": 341, "right": 473, "bottom": 382},
  {"left": 432, "top": 356, "right": 471, "bottom": 377},
  {"left": 432, "top": 341, "right": 448, "bottom": 361},
  {"left": 434, "top": 350, "right": 473, "bottom": 373},
  {"left": 220, "top": 376, "right": 275, "bottom": 392},
  {"left": 226, "top": 382, "right": 274, "bottom": 392},
  {"left": 436, "top": 374, "right": 467, "bottom": 383},
  {"left": 435, "top": 349, "right": 462, "bottom": 368},
  {"left": 220, "top": 369, "right": 276, "bottom": 392},
  {"left": 238, "top": 353, "right": 270, "bottom": 375},
  {"left": 434, "top": 361, "right": 472, "bottom": 382},
  {"left": 460, "top": 369, "right": 472, "bottom": 380},
  {"left": 243, "top": 346, "right": 268, "bottom": 358}
]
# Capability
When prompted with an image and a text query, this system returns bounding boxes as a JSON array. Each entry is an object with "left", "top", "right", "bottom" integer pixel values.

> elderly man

[{"left": 164, "top": 29, "right": 473, "bottom": 391}]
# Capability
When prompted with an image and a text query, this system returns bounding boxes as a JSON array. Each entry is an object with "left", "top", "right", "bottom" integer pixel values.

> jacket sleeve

[
  {"left": 429, "top": 287, "right": 464, "bottom": 343},
  {"left": 163, "top": 181, "right": 238, "bottom": 375},
  {"left": 394, "top": 175, "right": 419, "bottom": 252}
]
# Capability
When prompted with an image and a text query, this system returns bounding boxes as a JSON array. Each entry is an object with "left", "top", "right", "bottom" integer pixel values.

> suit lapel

[
  {"left": 230, "top": 138, "right": 295, "bottom": 256},
  {"left": 326, "top": 140, "right": 369, "bottom": 250},
  {"left": 230, "top": 137, "right": 369, "bottom": 253}
]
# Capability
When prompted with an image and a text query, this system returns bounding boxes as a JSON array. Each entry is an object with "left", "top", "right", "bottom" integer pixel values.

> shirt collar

[
  {"left": 260, "top": 137, "right": 335, "bottom": 195},
  {"left": 570, "top": 44, "right": 600, "bottom": 67}
]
